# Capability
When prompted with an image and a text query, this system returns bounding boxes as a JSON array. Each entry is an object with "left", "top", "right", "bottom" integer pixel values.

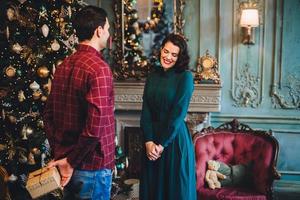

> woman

[{"left": 140, "top": 33, "right": 196, "bottom": 200}]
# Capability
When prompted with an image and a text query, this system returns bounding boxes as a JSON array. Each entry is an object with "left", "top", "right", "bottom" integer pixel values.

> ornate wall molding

[
  {"left": 231, "top": 0, "right": 265, "bottom": 108},
  {"left": 271, "top": 0, "right": 300, "bottom": 109},
  {"left": 271, "top": 74, "right": 300, "bottom": 109},
  {"left": 232, "top": 64, "right": 260, "bottom": 107}
]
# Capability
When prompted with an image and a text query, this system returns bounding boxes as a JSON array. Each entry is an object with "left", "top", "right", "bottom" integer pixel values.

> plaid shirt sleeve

[{"left": 66, "top": 65, "right": 113, "bottom": 168}]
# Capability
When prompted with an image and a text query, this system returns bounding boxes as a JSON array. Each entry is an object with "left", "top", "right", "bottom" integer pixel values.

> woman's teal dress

[{"left": 140, "top": 66, "right": 196, "bottom": 200}]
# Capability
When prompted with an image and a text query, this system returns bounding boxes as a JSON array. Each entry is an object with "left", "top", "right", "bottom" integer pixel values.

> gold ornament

[
  {"left": 37, "top": 66, "right": 50, "bottom": 78},
  {"left": 12, "top": 43, "right": 23, "bottom": 54},
  {"left": 18, "top": 90, "right": 26, "bottom": 102},
  {"left": 31, "top": 148, "right": 41, "bottom": 156},
  {"left": 5, "top": 66, "right": 16, "bottom": 77},
  {"left": 7, "top": 8, "right": 16, "bottom": 21},
  {"left": 40, "top": 95, "right": 47, "bottom": 102},
  {"left": 32, "top": 90, "right": 42, "bottom": 100}
]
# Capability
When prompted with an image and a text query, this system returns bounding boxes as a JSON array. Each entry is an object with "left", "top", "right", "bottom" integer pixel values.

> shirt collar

[{"left": 76, "top": 44, "right": 103, "bottom": 58}]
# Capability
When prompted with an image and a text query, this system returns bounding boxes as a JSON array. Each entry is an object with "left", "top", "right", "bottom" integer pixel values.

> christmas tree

[
  {"left": 0, "top": 0, "right": 85, "bottom": 199},
  {"left": 146, "top": 0, "right": 172, "bottom": 66},
  {"left": 112, "top": 0, "right": 170, "bottom": 80},
  {"left": 113, "top": 0, "right": 150, "bottom": 80}
]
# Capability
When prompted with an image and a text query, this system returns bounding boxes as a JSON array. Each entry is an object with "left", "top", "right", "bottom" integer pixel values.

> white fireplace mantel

[{"left": 114, "top": 81, "right": 222, "bottom": 112}]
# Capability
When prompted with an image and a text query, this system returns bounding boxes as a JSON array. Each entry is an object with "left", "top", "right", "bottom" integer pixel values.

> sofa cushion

[{"left": 198, "top": 187, "right": 267, "bottom": 200}]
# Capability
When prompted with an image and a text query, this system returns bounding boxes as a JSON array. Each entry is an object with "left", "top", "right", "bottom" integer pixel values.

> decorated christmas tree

[
  {"left": 123, "top": 0, "right": 150, "bottom": 79},
  {"left": 0, "top": 0, "right": 85, "bottom": 199},
  {"left": 112, "top": 0, "right": 170, "bottom": 80},
  {"left": 148, "top": 1, "right": 172, "bottom": 64}
]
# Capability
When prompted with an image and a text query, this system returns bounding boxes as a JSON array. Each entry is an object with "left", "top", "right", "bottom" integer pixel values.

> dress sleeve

[
  {"left": 158, "top": 71, "right": 194, "bottom": 147},
  {"left": 140, "top": 77, "right": 154, "bottom": 142}
]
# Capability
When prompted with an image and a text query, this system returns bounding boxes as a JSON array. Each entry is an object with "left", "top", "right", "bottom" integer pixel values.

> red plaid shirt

[{"left": 43, "top": 44, "right": 115, "bottom": 170}]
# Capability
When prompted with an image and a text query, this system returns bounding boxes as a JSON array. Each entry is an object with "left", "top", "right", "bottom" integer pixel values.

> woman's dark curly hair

[{"left": 159, "top": 33, "right": 190, "bottom": 72}]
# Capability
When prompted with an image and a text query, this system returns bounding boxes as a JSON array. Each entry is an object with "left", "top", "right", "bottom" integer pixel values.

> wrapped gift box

[{"left": 26, "top": 167, "right": 61, "bottom": 199}]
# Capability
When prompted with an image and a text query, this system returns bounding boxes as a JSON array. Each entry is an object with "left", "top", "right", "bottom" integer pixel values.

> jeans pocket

[{"left": 72, "top": 170, "right": 95, "bottom": 199}]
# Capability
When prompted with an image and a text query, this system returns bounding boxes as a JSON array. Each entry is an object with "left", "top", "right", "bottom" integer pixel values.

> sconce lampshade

[{"left": 240, "top": 9, "right": 259, "bottom": 27}]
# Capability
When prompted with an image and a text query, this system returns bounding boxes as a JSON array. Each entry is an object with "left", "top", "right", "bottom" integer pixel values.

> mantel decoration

[
  {"left": 112, "top": 0, "right": 185, "bottom": 80},
  {"left": 194, "top": 50, "right": 220, "bottom": 84},
  {"left": 0, "top": 0, "right": 86, "bottom": 199}
]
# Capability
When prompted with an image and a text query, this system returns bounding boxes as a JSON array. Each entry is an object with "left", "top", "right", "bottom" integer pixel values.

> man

[{"left": 43, "top": 6, "right": 115, "bottom": 200}]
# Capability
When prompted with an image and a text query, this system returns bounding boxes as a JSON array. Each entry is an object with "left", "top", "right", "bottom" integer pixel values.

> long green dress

[{"left": 140, "top": 66, "right": 196, "bottom": 200}]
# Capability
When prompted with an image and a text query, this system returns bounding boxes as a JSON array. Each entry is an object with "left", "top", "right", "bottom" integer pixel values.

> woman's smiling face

[{"left": 160, "top": 41, "right": 180, "bottom": 71}]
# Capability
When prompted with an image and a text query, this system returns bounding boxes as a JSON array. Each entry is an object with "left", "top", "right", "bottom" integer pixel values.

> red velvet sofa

[{"left": 193, "top": 119, "right": 280, "bottom": 200}]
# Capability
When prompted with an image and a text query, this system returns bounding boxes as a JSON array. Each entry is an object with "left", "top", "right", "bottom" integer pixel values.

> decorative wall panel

[
  {"left": 271, "top": 0, "right": 300, "bottom": 109},
  {"left": 231, "top": 0, "right": 265, "bottom": 108}
]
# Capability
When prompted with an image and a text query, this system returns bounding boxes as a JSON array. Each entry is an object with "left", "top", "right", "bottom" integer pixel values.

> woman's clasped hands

[{"left": 145, "top": 141, "right": 164, "bottom": 161}]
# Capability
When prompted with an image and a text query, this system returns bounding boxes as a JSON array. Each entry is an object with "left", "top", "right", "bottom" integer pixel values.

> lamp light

[{"left": 240, "top": 8, "right": 259, "bottom": 45}]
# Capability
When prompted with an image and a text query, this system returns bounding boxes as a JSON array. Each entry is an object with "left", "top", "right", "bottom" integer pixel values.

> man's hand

[{"left": 47, "top": 158, "right": 74, "bottom": 187}]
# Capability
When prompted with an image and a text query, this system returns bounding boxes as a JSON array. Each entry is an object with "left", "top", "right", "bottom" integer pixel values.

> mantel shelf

[{"left": 114, "top": 81, "right": 222, "bottom": 113}]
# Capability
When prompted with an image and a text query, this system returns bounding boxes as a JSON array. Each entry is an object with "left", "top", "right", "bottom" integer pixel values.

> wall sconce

[{"left": 240, "top": 8, "right": 259, "bottom": 45}]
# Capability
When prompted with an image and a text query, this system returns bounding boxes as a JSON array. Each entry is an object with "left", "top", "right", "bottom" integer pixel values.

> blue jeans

[{"left": 63, "top": 169, "right": 112, "bottom": 200}]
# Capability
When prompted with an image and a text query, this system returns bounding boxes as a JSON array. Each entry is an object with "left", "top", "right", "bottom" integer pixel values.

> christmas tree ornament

[
  {"left": 32, "top": 90, "right": 42, "bottom": 100},
  {"left": 6, "top": 27, "right": 9, "bottom": 39},
  {"left": 39, "top": 6, "right": 48, "bottom": 20},
  {"left": 8, "top": 174, "right": 18, "bottom": 182},
  {"left": 0, "top": 88, "right": 9, "bottom": 99},
  {"left": 21, "top": 125, "right": 28, "bottom": 140},
  {"left": 51, "top": 40, "right": 60, "bottom": 51},
  {"left": 37, "top": 66, "right": 50, "bottom": 78},
  {"left": 16, "top": 69, "right": 22, "bottom": 76},
  {"left": 64, "top": 0, "right": 74, "bottom": 4},
  {"left": 8, "top": 115, "right": 17, "bottom": 124},
  {"left": 5, "top": 66, "right": 16, "bottom": 77},
  {"left": 12, "top": 43, "right": 23, "bottom": 54},
  {"left": 1, "top": 109, "right": 6, "bottom": 120},
  {"left": 26, "top": 126, "right": 33, "bottom": 135},
  {"left": 19, "top": 151, "right": 28, "bottom": 163},
  {"left": 18, "top": 0, "right": 27, "bottom": 4},
  {"left": 31, "top": 148, "right": 41, "bottom": 156},
  {"left": 36, "top": 119, "right": 44, "bottom": 128},
  {"left": 41, "top": 24, "right": 49, "bottom": 37},
  {"left": 27, "top": 152, "right": 35, "bottom": 165},
  {"left": 29, "top": 81, "right": 40, "bottom": 91},
  {"left": 40, "top": 95, "right": 47, "bottom": 102},
  {"left": 18, "top": 90, "right": 26, "bottom": 102},
  {"left": 7, "top": 8, "right": 16, "bottom": 21}
]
